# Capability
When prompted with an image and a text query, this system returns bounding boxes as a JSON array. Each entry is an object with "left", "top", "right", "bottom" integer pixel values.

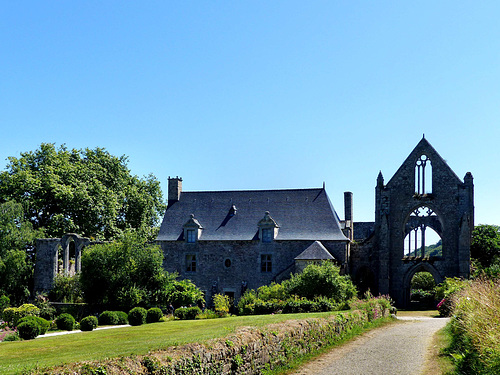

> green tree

[
  {"left": 163, "top": 278, "right": 204, "bottom": 308},
  {"left": 79, "top": 233, "right": 168, "bottom": 309},
  {"left": 0, "top": 143, "right": 165, "bottom": 241},
  {"left": 283, "top": 261, "right": 357, "bottom": 303},
  {"left": 0, "top": 201, "right": 43, "bottom": 304},
  {"left": 471, "top": 224, "right": 500, "bottom": 268}
]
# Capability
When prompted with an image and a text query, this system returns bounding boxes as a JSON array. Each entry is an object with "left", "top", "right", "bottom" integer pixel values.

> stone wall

[
  {"left": 67, "top": 307, "right": 390, "bottom": 375},
  {"left": 160, "top": 239, "right": 347, "bottom": 304}
]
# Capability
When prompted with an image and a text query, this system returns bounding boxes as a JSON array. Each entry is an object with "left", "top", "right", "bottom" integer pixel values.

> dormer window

[
  {"left": 258, "top": 211, "right": 279, "bottom": 243},
  {"left": 183, "top": 214, "right": 203, "bottom": 243}
]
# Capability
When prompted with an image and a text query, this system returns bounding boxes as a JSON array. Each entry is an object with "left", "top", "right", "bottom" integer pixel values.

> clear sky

[{"left": 1, "top": 2, "right": 499, "bottom": 225}]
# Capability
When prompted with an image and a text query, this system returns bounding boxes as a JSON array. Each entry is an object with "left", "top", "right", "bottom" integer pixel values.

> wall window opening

[
  {"left": 186, "top": 254, "right": 197, "bottom": 272},
  {"left": 415, "top": 154, "right": 432, "bottom": 195},
  {"left": 261, "top": 254, "right": 272, "bottom": 272}
]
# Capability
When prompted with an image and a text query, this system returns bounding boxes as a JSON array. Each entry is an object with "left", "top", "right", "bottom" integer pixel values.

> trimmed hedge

[
  {"left": 80, "top": 316, "right": 98, "bottom": 331},
  {"left": 174, "top": 306, "right": 201, "bottom": 320},
  {"left": 146, "top": 307, "right": 163, "bottom": 323},
  {"left": 56, "top": 313, "right": 75, "bottom": 331},
  {"left": 99, "top": 311, "right": 118, "bottom": 326},
  {"left": 18, "top": 316, "right": 50, "bottom": 335},
  {"left": 115, "top": 311, "right": 129, "bottom": 325},
  {"left": 128, "top": 307, "right": 147, "bottom": 326},
  {"left": 18, "top": 320, "right": 40, "bottom": 340}
]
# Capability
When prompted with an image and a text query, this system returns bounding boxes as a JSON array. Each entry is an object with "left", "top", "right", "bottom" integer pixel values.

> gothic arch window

[
  {"left": 415, "top": 154, "right": 432, "bottom": 195},
  {"left": 403, "top": 206, "right": 442, "bottom": 258}
]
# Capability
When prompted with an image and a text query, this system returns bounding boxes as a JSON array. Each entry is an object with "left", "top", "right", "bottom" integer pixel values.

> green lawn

[{"left": 0, "top": 312, "right": 339, "bottom": 374}]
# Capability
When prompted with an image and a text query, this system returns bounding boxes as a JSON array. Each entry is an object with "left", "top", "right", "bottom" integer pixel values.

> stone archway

[{"left": 402, "top": 262, "right": 443, "bottom": 308}]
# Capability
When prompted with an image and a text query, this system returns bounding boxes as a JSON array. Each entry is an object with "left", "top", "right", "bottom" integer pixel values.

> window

[
  {"left": 415, "top": 154, "right": 432, "bottom": 195},
  {"left": 224, "top": 258, "right": 232, "bottom": 268},
  {"left": 186, "top": 254, "right": 196, "bottom": 272},
  {"left": 261, "top": 228, "right": 273, "bottom": 243},
  {"left": 186, "top": 229, "right": 196, "bottom": 243},
  {"left": 261, "top": 254, "right": 272, "bottom": 273}
]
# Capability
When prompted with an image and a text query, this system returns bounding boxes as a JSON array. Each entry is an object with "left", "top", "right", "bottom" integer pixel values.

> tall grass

[{"left": 448, "top": 277, "right": 500, "bottom": 373}]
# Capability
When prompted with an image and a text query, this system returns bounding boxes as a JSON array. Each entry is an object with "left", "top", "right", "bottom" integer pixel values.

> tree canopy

[
  {"left": 471, "top": 224, "right": 500, "bottom": 268},
  {"left": 0, "top": 143, "right": 165, "bottom": 241},
  {"left": 0, "top": 201, "right": 43, "bottom": 304}
]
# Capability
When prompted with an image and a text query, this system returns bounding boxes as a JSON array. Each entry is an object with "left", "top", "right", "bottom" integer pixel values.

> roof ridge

[{"left": 182, "top": 187, "right": 324, "bottom": 194}]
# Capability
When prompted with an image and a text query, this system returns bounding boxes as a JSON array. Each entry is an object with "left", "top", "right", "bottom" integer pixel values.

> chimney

[
  {"left": 344, "top": 191, "right": 353, "bottom": 241},
  {"left": 168, "top": 177, "right": 182, "bottom": 205}
]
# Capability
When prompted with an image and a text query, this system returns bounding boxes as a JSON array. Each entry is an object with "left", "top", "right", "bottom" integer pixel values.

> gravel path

[{"left": 291, "top": 316, "right": 449, "bottom": 375}]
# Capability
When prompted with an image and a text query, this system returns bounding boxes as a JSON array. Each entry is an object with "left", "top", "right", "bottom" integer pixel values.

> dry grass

[{"left": 396, "top": 309, "right": 439, "bottom": 318}]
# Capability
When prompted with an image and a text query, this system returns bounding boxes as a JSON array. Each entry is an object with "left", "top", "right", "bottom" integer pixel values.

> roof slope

[
  {"left": 157, "top": 188, "right": 348, "bottom": 241},
  {"left": 294, "top": 241, "right": 335, "bottom": 260}
]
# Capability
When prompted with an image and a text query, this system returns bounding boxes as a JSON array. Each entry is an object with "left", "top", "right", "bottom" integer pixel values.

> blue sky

[{"left": 1, "top": 2, "right": 499, "bottom": 225}]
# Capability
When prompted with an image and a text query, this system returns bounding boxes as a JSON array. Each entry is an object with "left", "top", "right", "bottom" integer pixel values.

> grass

[
  {"left": 422, "top": 324, "right": 455, "bottom": 375},
  {"left": 0, "top": 311, "right": 341, "bottom": 374},
  {"left": 397, "top": 309, "right": 439, "bottom": 318}
]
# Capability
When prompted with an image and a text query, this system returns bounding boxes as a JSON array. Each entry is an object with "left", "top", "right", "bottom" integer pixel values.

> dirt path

[{"left": 291, "top": 316, "right": 449, "bottom": 375}]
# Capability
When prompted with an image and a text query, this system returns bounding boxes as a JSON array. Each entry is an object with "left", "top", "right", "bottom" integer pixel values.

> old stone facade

[{"left": 34, "top": 137, "right": 473, "bottom": 308}]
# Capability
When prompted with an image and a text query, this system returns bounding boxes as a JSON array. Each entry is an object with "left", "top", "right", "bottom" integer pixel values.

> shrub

[
  {"left": 196, "top": 309, "right": 218, "bottom": 319},
  {"left": 3, "top": 304, "right": 40, "bottom": 327},
  {"left": 99, "top": 311, "right": 118, "bottom": 326},
  {"left": 3, "top": 332, "right": 20, "bottom": 341},
  {"left": 115, "top": 311, "right": 129, "bottom": 325},
  {"left": 174, "top": 306, "right": 201, "bottom": 320},
  {"left": 128, "top": 307, "right": 147, "bottom": 326},
  {"left": 18, "top": 316, "right": 50, "bottom": 335},
  {"left": 80, "top": 316, "right": 98, "bottom": 331},
  {"left": 213, "top": 294, "right": 230, "bottom": 317},
  {"left": 146, "top": 307, "right": 163, "bottom": 323},
  {"left": 56, "top": 313, "right": 75, "bottom": 331},
  {"left": 34, "top": 294, "right": 56, "bottom": 320},
  {"left": 18, "top": 320, "right": 40, "bottom": 340},
  {"left": 0, "top": 295, "right": 10, "bottom": 319}
]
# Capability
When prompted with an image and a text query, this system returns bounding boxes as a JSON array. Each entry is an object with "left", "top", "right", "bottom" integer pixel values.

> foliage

[
  {"left": 195, "top": 309, "right": 219, "bottom": 319},
  {"left": 114, "top": 311, "right": 129, "bottom": 325},
  {"left": 56, "top": 313, "right": 75, "bottom": 331},
  {"left": 128, "top": 307, "right": 147, "bottom": 326},
  {"left": 34, "top": 293, "right": 56, "bottom": 320},
  {"left": 257, "top": 282, "right": 287, "bottom": 301},
  {"left": 18, "top": 316, "right": 50, "bottom": 335},
  {"left": 2, "top": 331, "right": 20, "bottom": 341},
  {"left": 80, "top": 316, "right": 98, "bottom": 331},
  {"left": 174, "top": 306, "right": 201, "bottom": 320},
  {"left": 49, "top": 274, "right": 84, "bottom": 303},
  {"left": 146, "top": 307, "right": 163, "bottom": 323},
  {"left": 0, "top": 201, "right": 43, "bottom": 305},
  {"left": 0, "top": 143, "right": 166, "bottom": 241},
  {"left": 163, "top": 278, "right": 204, "bottom": 308},
  {"left": 446, "top": 278, "right": 500, "bottom": 374},
  {"left": 17, "top": 319, "right": 40, "bottom": 340},
  {"left": 434, "top": 277, "right": 469, "bottom": 317},
  {"left": 410, "top": 271, "right": 436, "bottom": 290},
  {"left": 3, "top": 304, "right": 40, "bottom": 326},
  {"left": 0, "top": 295, "right": 9, "bottom": 319},
  {"left": 213, "top": 294, "right": 230, "bottom": 317},
  {"left": 471, "top": 224, "right": 500, "bottom": 268},
  {"left": 98, "top": 311, "right": 118, "bottom": 326},
  {"left": 283, "top": 262, "right": 357, "bottom": 303},
  {"left": 80, "top": 233, "right": 168, "bottom": 309},
  {"left": 349, "top": 295, "right": 392, "bottom": 321}
]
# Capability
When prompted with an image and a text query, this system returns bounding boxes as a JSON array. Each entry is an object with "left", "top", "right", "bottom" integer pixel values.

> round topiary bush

[
  {"left": 99, "top": 311, "right": 118, "bottom": 326},
  {"left": 80, "top": 316, "right": 98, "bottom": 331},
  {"left": 128, "top": 307, "right": 147, "bottom": 326},
  {"left": 18, "top": 316, "right": 50, "bottom": 335},
  {"left": 146, "top": 307, "right": 163, "bottom": 323},
  {"left": 114, "top": 311, "right": 129, "bottom": 325},
  {"left": 56, "top": 313, "right": 75, "bottom": 331},
  {"left": 18, "top": 320, "right": 40, "bottom": 340}
]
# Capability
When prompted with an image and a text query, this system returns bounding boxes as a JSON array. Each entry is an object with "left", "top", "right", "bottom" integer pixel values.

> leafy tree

[
  {"left": 163, "top": 278, "right": 204, "bottom": 308},
  {"left": 283, "top": 261, "right": 357, "bottom": 303},
  {"left": 0, "top": 201, "right": 43, "bottom": 304},
  {"left": 471, "top": 224, "right": 500, "bottom": 268},
  {"left": 79, "top": 233, "right": 167, "bottom": 309},
  {"left": 0, "top": 143, "right": 165, "bottom": 241},
  {"left": 411, "top": 271, "right": 436, "bottom": 291}
]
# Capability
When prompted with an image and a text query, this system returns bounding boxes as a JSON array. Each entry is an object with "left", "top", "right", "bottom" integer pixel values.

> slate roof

[
  {"left": 294, "top": 241, "right": 335, "bottom": 260},
  {"left": 157, "top": 188, "right": 349, "bottom": 241}
]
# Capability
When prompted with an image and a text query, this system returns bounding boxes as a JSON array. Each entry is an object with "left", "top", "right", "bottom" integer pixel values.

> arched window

[
  {"left": 404, "top": 206, "right": 442, "bottom": 257},
  {"left": 415, "top": 154, "right": 432, "bottom": 195}
]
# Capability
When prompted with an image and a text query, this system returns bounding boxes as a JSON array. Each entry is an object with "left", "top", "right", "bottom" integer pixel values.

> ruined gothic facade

[{"left": 34, "top": 138, "right": 473, "bottom": 308}]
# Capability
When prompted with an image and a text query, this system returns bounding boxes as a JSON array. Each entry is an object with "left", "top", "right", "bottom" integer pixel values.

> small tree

[
  {"left": 283, "top": 261, "right": 357, "bottom": 303},
  {"left": 213, "top": 294, "right": 230, "bottom": 317},
  {"left": 471, "top": 225, "right": 500, "bottom": 268}
]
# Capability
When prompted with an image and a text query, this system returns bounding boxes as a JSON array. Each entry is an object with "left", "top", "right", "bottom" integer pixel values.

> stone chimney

[
  {"left": 168, "top": 177, "right": 182, "bottom": 206},
  {"left": 344, "top": 191, "right": 353, "bottom": 241}
]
